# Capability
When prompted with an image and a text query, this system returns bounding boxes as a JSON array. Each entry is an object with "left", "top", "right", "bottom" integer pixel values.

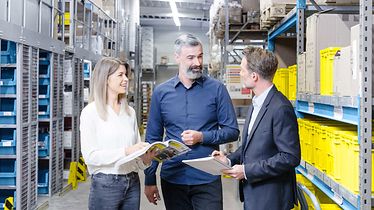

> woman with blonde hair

[{"left": 80, "top": 57, "right": 155, "bottom": 210}]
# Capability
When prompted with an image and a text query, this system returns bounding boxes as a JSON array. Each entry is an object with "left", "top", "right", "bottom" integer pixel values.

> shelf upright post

[
  {"left": 296, "top": 0, "right": 306, "bottom": 54},
  {"left": 221, "top": 0, "right": 229, "bottom": 81},
  {"left": 135, "top": 25, "right": 142, "bottom": 127},
  {"left": 359, "top": 0, "right": 372, "bottom": 208}
]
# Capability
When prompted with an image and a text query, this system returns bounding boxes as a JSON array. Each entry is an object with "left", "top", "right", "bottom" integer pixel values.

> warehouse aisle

[{"left": 47, "top": 172, "right": 242, "bottom": 210}]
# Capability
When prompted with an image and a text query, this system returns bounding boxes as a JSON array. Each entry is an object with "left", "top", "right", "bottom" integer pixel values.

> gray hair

[
  {"left": 174, "top": 33, "right": 202, "bottom": 54},
  {"left": 89, "top": 57, "right": 130, "bottom": 120},
  {"left": 243, "top": 47, "right": 278, "bottom": 81}
]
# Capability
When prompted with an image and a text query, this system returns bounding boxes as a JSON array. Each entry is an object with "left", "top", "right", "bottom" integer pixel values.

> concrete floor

[{"left": 46, "top": 171, "right": 242, "bottom": 210}]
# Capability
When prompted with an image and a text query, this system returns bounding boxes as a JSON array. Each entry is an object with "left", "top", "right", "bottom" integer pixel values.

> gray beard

[{"left": 186, "top": 68, "right": 202, "bottom": 80}]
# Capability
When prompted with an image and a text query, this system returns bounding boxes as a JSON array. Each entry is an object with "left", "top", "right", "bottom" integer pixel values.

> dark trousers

[
  {"left": 88, "top": 172, "right": 140, "bottom": 210},
  {"left": 161, "top": 178, "right": 223, "bottom": 210}
]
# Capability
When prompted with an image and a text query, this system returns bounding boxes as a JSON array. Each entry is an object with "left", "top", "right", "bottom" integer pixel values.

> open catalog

[
  {"left": 115, "top": 139, "right": 191, "bottom": 168},
  {"left": 182, "top": 156, "right": 232, "bottom": 175}
]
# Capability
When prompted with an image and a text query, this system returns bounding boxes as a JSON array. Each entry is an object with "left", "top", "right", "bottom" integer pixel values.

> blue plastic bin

[
  {"left": 0, "top": 98, "right": 16, "bottom": 124},
  {"left": 39, "top": 78, "right": 50, "bottom": 85},
  {"left": 0, "top": 67, "right": 16, "bottom": 94},
  {"left": 39, "top": 85, "right": 50, "bottom": 98},
  {"left": 39, "top": 65, "right": 50, "bottom": 78},
  {"left": 38, "top": 132, "right": 49, "bottom": 157},
  {"left": 0, "top": 190, "right": 16, "bottom": 210},
  {"left": 0, "top": 41, "right": 16, "bottom": 64},
  {"left": 37, "top": 169, "right": 49, "bottom": 194},
  {"left": 38, "top": 100, "right": 50, "bottom": 119},
  {"left": 0, "top": 159, "right": 16, "bottom": 186},
  {"left": 0, "top": 129, "right": 16, "bottom": 155}
]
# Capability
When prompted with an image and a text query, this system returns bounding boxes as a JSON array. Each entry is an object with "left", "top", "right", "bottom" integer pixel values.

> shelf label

[
  {"left": 306, "top": 173, "right": 314, "bottom": 181},
  {"left": 2, "top": 140, "right": 12, "bottom": 147},
  {"left": 334, "top": 106, "right": 343, "bottom": 120},
  {"left": 332, "top": 191, "right": 343, "bottom": 205},
  {"left": 308, "top": 102, "right": 314, "bottom": 113},
  {"left": 39, "top": 95, "right": 46, "bottom": 99},
  {"left": 0, "top": 81, "right": 3, "bottom": 86},
  {"left": 3, "top": 112, "right": 12, "bottom": 116}
]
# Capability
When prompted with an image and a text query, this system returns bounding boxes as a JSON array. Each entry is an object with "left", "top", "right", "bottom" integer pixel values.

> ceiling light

[{"left": 169, "top": 0, "right": 181, "bottom": 27}]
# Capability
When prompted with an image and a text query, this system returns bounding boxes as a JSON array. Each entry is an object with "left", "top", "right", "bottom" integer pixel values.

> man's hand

[
  {"left": 181, "top": 130, "right": 203, "bottom": 145},
  {"left": 144, "top": 185, "right": 161, "bottom": 205},
  {"left": 222, "top": 165, "right": 245, "bottom": 180},
  {"left": 211, "top": 150, "right": 229, "bottom": 165}
]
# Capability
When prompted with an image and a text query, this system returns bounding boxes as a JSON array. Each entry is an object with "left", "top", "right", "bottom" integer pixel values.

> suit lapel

[
  {"left": 241, "top": 105, "right": 253, "bottom": 158},
  {"left": 244, "top": 86, "right": 277, "bottom": 152}
]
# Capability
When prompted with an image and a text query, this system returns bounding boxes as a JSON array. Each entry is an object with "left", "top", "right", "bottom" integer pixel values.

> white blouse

[{"left": 80, "top": 102, "right": 147, "bottom": 175}]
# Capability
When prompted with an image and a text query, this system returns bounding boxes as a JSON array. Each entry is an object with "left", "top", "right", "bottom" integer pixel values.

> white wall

[{"left": 150, "top": 26, "right": 210, "bottom": 65}]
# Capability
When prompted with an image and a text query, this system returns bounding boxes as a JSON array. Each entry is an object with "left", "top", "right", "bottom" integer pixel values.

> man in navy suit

[{"left": 213, "top": 47, "right": 301, "bottom": 210}]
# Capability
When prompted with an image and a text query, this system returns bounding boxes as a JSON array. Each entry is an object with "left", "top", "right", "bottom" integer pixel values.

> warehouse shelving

[
  {"left": 0, "top": 0, "right": 120, "bottom": 208},
  {"left": 265, "top": 0, "right": 372, "bottom": 209}
]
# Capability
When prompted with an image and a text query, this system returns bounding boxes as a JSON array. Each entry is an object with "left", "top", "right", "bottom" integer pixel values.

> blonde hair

[{"left": 89, "top": 57, "right": 131, "bottom": 120}]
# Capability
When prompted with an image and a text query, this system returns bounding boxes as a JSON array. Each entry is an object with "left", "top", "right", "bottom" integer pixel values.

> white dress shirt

[
  {"left": 247, "top": 85, "right": 274, "bottom": 136},
  {"left": 80, "top": 102, "right": 147, "bottom": 175}
]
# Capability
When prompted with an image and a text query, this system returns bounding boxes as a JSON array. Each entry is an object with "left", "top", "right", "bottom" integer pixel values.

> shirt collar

[
  {"left": 173, "top": 74, "right": 205, "bottom": 88},
  {"left": 252, "top": 85, "right": 273, "bottom": 108}
]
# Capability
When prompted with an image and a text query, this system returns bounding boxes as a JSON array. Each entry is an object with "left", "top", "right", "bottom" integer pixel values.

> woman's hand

[
  {"left": 125, "top": 142, "right": 149, "bottom": 155},
  {"left": 140, "top": 149, "right": 158, "bottom": 165}
]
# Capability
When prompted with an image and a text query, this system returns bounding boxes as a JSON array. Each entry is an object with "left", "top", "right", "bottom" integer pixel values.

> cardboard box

[
  {"left": 241, "top": 0, "right": 260, "bottom": 13},
  {"left": 305, "top": 14, "right": 359, "bottom": 94},
  {"left": 350, "top": 23, "right": 374, "bottom": 96},
  {"left": 333, "top": 46, "right": 358, "bottom": 97},
  {"left": 64, "top": 92, "right": 73, "bottom": 115},
  {"left": 297, "top": 53, "right": 306, "bottom": 93},
  {"left": 63, "top": 130, "right": 72, "bottom": 148}
]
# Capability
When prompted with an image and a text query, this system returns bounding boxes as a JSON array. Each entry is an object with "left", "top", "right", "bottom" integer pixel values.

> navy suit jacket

[{"left": 228, "top": 86, "right": 301, "bottom": 210}]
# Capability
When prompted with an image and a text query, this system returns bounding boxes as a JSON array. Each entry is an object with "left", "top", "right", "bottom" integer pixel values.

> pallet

[{"left": 260, "top": 4, "right": 294, "bottom": 30}]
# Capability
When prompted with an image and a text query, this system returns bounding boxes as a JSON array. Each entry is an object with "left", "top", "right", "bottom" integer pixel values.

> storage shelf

[
  {"left": 0, "top": 125, "right": 17, "bottom": 128},
  {"left": 0, "top": 155, "right": 16, "bottom": 159},
  {"left": 0, "top": 94, "right": 17, "bottom": 98},
  {"left": 0, "top": 64, "right": 17, "bottom": 68},
  {"left": 268, "top": 5, "right": 359, "bottom": 51},
  {"left": 297, "top": 160, "right": 366, "bottom": 209},
  {"left": 296, "top": 94, "right": 359, "bottom": 125},
  {"left": 0, "top": 185, "right": 16, "bottom": 190}
]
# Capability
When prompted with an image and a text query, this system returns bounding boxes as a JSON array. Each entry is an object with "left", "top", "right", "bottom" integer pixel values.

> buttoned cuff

[
  {"left": 243, "top": 165, "right": 248, "bottom": 180},
  {"left": 201, "top": 131, "right": 212, "bottom": 144}
]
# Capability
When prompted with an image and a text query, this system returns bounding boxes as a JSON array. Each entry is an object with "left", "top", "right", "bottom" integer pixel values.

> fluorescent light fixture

[{"left": 169, "top": 0, "right": 181, "bottom": 27}]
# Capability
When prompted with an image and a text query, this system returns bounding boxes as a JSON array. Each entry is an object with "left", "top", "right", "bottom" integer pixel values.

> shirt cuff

[
  {"left": 201, "top": 131, "right": 212, "bottom": 144},
  {"left": 145, "top": 174, "right": 157, "bottom": 186},
  {"left": 243, "top": 164, "right": 247, "bottom": 180}
]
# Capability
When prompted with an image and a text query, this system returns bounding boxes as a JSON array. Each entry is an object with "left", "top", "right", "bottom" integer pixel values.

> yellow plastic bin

[
  {"left": 320, "top": 47, "right": 341, "bottom": 96},
  {"left": 288, "top": 65, "right": 297, "bottom": 100}
]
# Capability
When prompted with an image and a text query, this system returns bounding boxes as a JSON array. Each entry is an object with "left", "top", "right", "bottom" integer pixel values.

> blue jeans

[{"left": 89, "top": 172, "right": 140, "bottom": 210}]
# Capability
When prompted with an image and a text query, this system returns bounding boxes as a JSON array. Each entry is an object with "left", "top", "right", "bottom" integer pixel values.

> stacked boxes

[
  {"left": 305, "top": 14, "right": 359, "bottom": 94},
  {"left": 141, "top": 27, "right": 154, "bottom": 69},
  {"left": 38, "top": 51, "right": 51, "bottom": 119}
]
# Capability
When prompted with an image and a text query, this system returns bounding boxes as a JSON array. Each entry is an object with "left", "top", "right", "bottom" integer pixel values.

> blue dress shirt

[{"left": 144, "top": 75, "right": 239, "bottom": 185}]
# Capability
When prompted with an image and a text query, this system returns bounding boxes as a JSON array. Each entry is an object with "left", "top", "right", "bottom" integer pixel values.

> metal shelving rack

[{"left": 267, "top": 0, "right": 372, "bottom": 209}]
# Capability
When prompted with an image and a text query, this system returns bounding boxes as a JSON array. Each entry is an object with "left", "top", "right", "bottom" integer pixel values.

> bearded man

[{"left": 144, "top": 33, "right": 239, "bottom": 210}]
